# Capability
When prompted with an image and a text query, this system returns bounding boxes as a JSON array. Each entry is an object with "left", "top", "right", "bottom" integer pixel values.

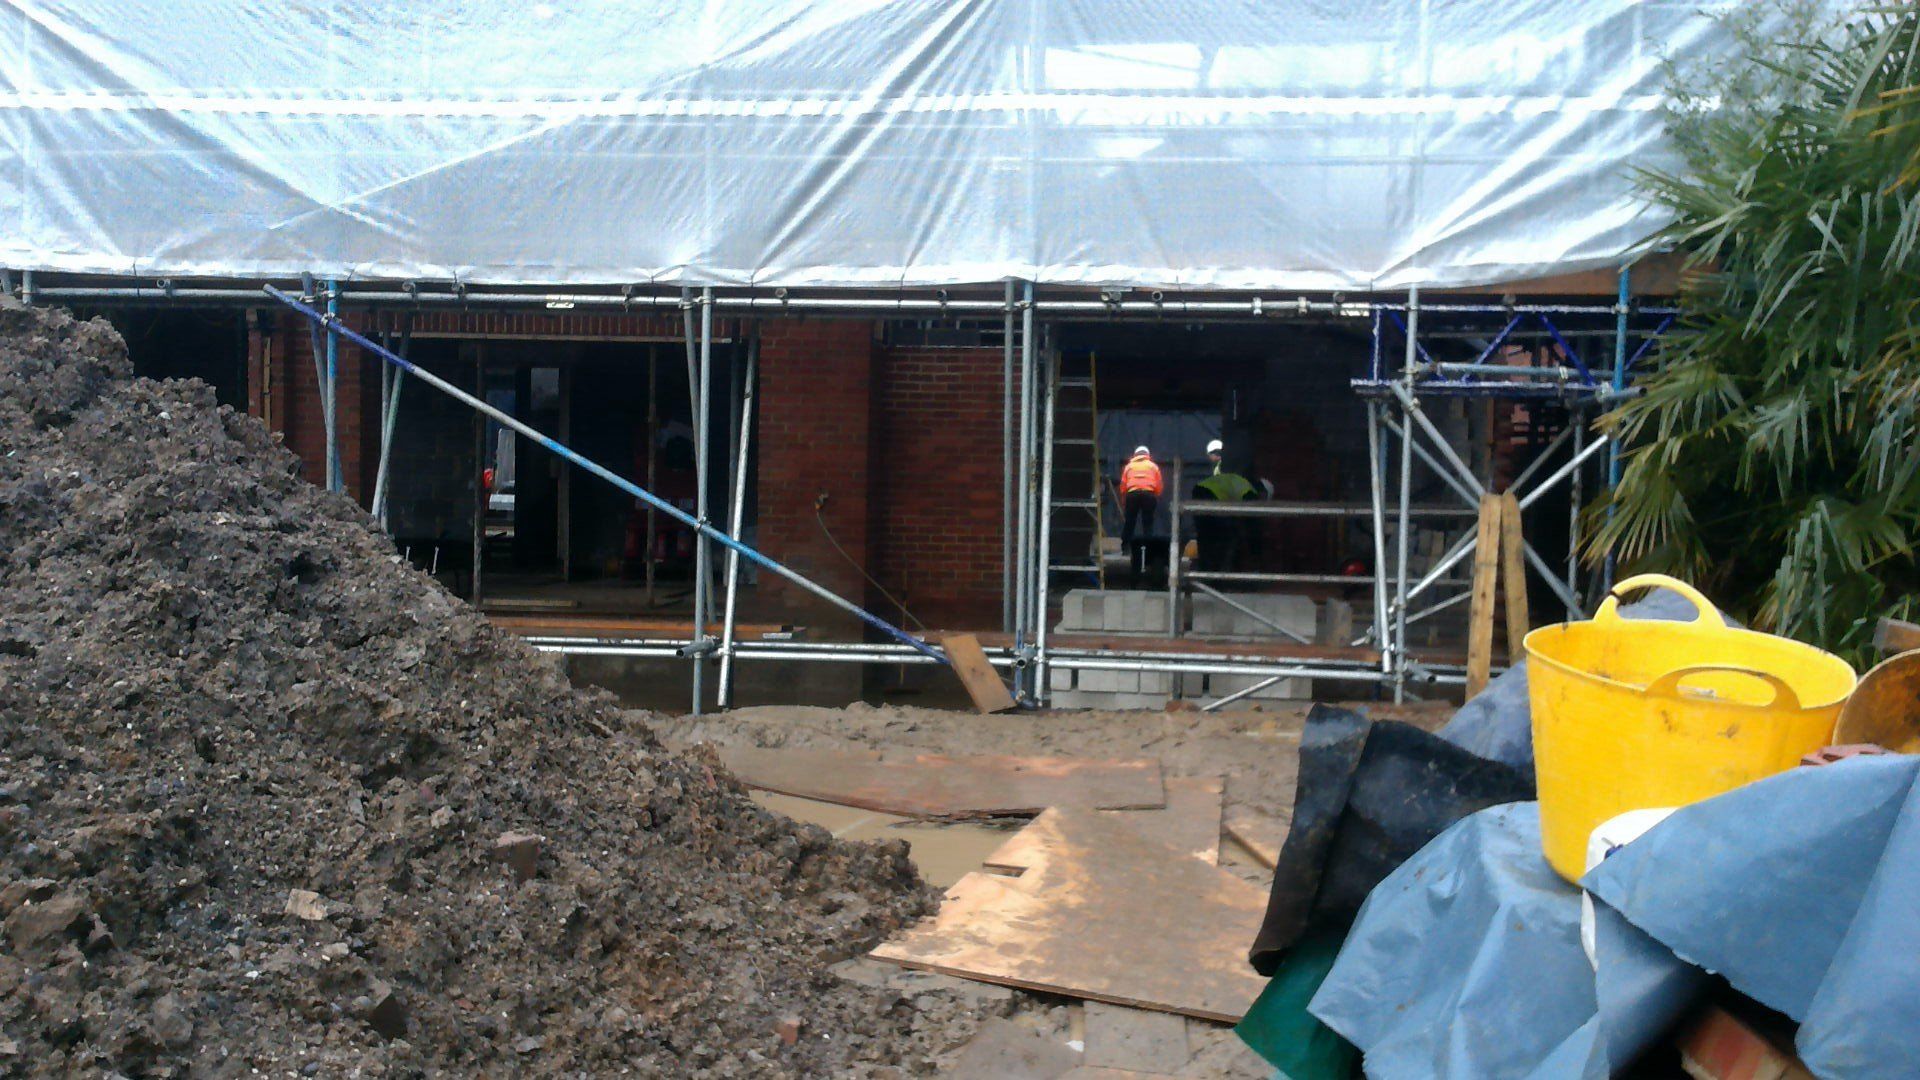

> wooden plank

[
  {"left": 1222, "top": 807, "right": 1284, "bottom": 870},
  {"left": 1466, "top": 493, "right": 1503, "bottom": 697},
  {"left": 1499, "top": 491, "right": 1531, "bottom": 664},
  {"left": 1874, "top": 616, "right": 1920, "bottom": 656},
  {"left": 490, "top": 614, "right": 788, "bottom": 639},
  {"left": 985, "top": 776, "right": 1222, "bottom": 873},
  {"left": 871, "top": 807, "right": 1269, "bottom": 1022},
  {"left": 718, "top": 746, "right": 1165, "bottom": 819},
  {"left": 940, "top": 632, "right": 1018, "bottom": 714}
]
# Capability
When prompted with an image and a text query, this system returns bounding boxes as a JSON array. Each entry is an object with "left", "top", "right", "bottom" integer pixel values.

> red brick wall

[
  {"left": 870, "top": 346, "right": 1009, "bottom": 629},
  {"left": 753, "top": 320, "right": 877, "bottom": 630}
]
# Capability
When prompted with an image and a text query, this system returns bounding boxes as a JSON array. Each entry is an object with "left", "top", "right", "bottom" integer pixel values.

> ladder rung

[
  {"left": 1048, "top": 564, "right": 1101, "bottom": 573},
  {"left": 1051, "top": 499, "right": 1099, "bottom": 509},
  {"left": 1057, "top": 378, "right": 1094, "bottom": 388},
  {"left": 1054, "top": 437, "right": 1095, "bottom": 445}
]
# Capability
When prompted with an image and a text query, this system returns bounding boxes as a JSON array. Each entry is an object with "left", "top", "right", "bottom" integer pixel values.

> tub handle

[
  {"left": 1646, "top": 665, "right": 1801, "bottom": 711},
  {"left": 1594, "top": 573, "right": 1728, "bottom": 630}
]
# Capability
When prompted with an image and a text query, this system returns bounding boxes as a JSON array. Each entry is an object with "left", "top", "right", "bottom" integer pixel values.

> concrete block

[
  {"left": 1080, "top": 591, "right": 1106, "bottom": 629},
  {"left": 1179, "top": 672, "right": 1209, "bottom": 696},
  {"left": 1318, "top": 598, "right": 1355, "bottom": 646},
  {"left": 1049, "top": 667, "right": 1075, "bottom": 692},
  {"left": 1139, "top": 671, "right": 1172, "bottom": 695},
  {"left": 1081, "top": 668, "right": 1140, "bottom": 693},
  {"left": 1060, "top": 589, "right": 1104, "bottom": 632},
  {"left": 1049, "top": 689, "right": 1097, "bottom": 710}
]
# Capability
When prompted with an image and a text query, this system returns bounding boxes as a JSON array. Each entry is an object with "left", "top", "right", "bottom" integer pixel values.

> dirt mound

[{"left": 0, "top": 301, "right": 978, "bottom": 1076}]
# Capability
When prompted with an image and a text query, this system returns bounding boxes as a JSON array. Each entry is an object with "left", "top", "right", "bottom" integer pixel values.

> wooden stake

[
  {"left": 1499, "top": 491, "right": 1531, "bottom": 664},
  {"left": 1466, "top": 493, "right": 1503, "bottom": 697}
]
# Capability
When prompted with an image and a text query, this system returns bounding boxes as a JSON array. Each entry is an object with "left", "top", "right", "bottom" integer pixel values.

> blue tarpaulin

[{"left": 1309, "top": 757, "right": 1920, "bottom": 1078}]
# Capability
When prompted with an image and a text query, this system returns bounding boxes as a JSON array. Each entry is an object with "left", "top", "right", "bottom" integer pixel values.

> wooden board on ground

[
  {"left": 718, "top": 746, "right": 1165, "bottom": 819},
  {"left": 1466, "top": 493, "right": 1503, "bottom": 698},
  {"left": 1222, "top": 807, "right": 1284, "bottom": 870},
  {"left": 1498, "top": 491, "right": 1531, "bottom": 663},
  {"left": 871, "top": 806, "right": 1269, "bottom": 1022},
  {"left": 984, "top": 776, "right": 1222, "bottom": 872},
  {"left": 940, "top": 632, "right": 1018, "bottom": 714}
]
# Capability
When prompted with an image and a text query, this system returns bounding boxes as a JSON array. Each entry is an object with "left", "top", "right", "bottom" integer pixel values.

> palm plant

[{"left": 1591, "top": 6, "right": 1920, "bottom": 665}]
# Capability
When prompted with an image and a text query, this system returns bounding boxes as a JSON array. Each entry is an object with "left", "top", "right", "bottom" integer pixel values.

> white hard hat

[
  {"left": 1206, "top": 439, "right": 1224, "bottom": 455},
  {"left": 1133, "top": 445, "right": 1151, "bottom": 457}
]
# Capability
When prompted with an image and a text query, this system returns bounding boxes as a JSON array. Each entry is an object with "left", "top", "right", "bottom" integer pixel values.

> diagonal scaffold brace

[{"left": 263, "top": 285, "right": 948, "bottom": 665}]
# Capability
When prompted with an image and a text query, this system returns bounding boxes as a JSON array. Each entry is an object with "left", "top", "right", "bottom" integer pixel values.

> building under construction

[{"left": 2, "top": 0, "right": 1715, "bottom": 712}]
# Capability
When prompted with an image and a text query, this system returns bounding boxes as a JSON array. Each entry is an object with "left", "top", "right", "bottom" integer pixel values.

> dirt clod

[
  {"left": 492, "top": 830, "right": 544, "bottom": 882},
  {"left": 0, "top": 300, "right": 985, "bottom": 1075}
]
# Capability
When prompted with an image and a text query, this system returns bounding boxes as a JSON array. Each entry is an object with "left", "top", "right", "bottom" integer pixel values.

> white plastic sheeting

[{"left": 1, "top": 1, "right": 1738, "bottom": 290}]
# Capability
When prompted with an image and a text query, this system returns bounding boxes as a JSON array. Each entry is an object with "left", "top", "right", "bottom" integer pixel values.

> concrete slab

[{"left": 1084, "top": 1000, "right": 1190, "bottom": 1073}]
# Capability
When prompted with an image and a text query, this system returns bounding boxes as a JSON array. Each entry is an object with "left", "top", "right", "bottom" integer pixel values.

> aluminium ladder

[{"left": 1046, "top": 352, "right": 1107, "bottom": 588}]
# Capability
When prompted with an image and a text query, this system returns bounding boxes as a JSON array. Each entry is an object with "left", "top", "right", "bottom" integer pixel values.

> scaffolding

[{"left": 12, "top": 270, "right": 1672, "bottom": 711}]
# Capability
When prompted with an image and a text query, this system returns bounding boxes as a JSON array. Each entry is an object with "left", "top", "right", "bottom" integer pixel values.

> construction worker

[
  {"left": 1118, "top": 445, "right": 1163, "bottom": 583},
  {"left": 1192, "top": 464, "right": 1256, "bottom": 573},
  {"left": 1206, "top": 438, "right": 1224, "bottom": 475}
]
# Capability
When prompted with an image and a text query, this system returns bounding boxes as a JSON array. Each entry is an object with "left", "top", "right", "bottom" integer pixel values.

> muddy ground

[
  {"left": 0, "top": 301, "right": 1002, "bottom": 1076},
  {"left": 659, "top": 700, "right": 1452, "bottom": 848},
  {"left": 654, "top": 699, "right": 1452, "bottom": 1076}
]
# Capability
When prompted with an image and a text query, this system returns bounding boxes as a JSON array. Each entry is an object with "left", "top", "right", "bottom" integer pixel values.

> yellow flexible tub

[{"left": 1523, "top": 573, "right": 1856, "bottom": 882}]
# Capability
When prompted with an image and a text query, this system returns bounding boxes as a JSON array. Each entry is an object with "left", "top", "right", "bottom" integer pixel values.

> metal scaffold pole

[
  {"left": 325, "top": 278, "right": 341, "bottom": 493},
  {"left": 717, "top": 327, "right": 758, "bottom": 709},
  {"left": 692, "top": 286, "right": 714, "bottom": 714},
  {"left": 1014, "top": 282, "right": 1037, "bottom": 698},
  {"left": 1036, "top": 340, "right": 1058, "bottom": 701},
  {"left": 1003, "top": 279, "right": 1017, "bottom": 634},
  {"left": 1605, "top": 265, "right": 1630, "bottom": 591},
  {"left": 371, "top": 313, "right": 411, "bottom": 527},
  {"left": 1393, "top": 286, "right": 1419, "bottom": 702},
  {"left": 1365, "top": 400, "right": 1392, "bottom": 685}
]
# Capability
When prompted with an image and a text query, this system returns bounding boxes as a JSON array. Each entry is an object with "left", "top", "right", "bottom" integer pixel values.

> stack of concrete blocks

[
  {"left": 1048, "top": 589, "right": 1328, "bottom": 710},
  {"left": 1379, "top": 521, "right": 1455, "bottom": 581}
]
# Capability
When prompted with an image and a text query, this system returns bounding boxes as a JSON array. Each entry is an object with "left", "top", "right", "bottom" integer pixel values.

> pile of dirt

[{"left": 0, "top": 301, "right": 983, "bottom": 1076}]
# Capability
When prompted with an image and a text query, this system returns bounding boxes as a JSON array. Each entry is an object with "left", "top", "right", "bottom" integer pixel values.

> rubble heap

[{"left": 0, "top": 301, "right": 973, "bottom": 1076}]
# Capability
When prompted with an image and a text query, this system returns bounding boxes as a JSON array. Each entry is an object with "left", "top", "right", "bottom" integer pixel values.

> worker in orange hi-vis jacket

[{"left": 1117, "top": 445, "right": 1164, "bottom": 584}]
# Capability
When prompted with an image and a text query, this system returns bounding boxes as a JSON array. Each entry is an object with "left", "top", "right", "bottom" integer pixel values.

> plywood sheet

[
  {"left": 940, "top": 632, "right": 1018, "bottom": 714},
  {"left": 719, "top": 746, "right": 1165, "bottom": 819},
  {"left": 871, "top": 807, "right": 1268, "bottom": 1022},
  {"left": 985, "top": 776, "right": 1222, "bottom": 872}
]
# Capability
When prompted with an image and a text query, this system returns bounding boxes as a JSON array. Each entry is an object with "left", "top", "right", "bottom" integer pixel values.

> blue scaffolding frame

[{"left": 1353, "top": 278, "right": 1676, "bottom": 700}]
